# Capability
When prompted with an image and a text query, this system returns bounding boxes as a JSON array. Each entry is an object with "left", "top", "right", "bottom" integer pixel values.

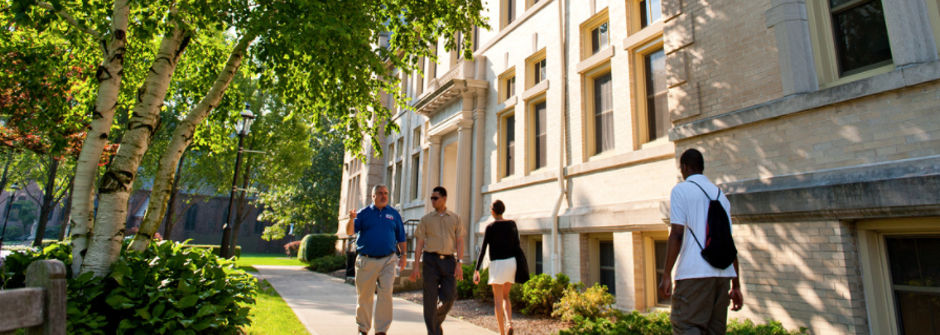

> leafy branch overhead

[{"left": 6, "top": 0, "right": 486, "bottom": 276}]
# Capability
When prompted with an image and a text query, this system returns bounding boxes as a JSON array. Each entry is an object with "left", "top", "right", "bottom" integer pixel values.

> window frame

[
  {"left": 583, "top": 64, "right": 615, "bottom": 157},
  {"left": 580, "top": 8, "right": 611, "bottom": 60},
  {"left": 525, "top": 48, "right": 548, "bottom": 90},
  {"left": 631, "top": 39, "right": 668, "bottom": 148},
  {"left": 805, "top": 0, "right": 895, "bottom": 88},
  {"left": 498, "top": 68, "right": 517, "bottom": 103},
  {"left": 643, "top": 231, "right": 670, "bottom": 309},
  {"left": 526, "top": 96, "right": 548, "bottom": 172},
  {"left": 502, "top": 0, "right": 517, "bottom": 29},
  {"left": 858, "top": 217, "right": 940, "bottom": 335}
]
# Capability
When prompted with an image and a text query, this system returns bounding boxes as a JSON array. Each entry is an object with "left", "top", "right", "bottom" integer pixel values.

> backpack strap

[
  {"left": 687, "top": 180, "right": 720, "bottom": 201},
  {"left": 684, "top": 180, "right": 720, "bottom": 251}
]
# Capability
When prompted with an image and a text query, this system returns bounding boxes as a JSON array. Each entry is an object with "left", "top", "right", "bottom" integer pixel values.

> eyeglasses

[{"left": 430, "top": 196, "right": 439, "bottom": 201}]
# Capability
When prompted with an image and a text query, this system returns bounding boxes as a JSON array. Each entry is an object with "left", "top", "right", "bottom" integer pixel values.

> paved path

[{"left": 254, "top": 265, "right": 495, "bottom": 335}]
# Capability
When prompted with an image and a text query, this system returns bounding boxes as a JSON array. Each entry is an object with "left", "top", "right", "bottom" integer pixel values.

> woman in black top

[{"left": 473, "top": 200, "right": 521, "bottom": 335}]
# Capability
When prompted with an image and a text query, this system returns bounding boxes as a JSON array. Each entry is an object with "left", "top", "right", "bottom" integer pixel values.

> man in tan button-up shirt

[{"left": 409, "top": 186, "right": 465, "bottom": 335}]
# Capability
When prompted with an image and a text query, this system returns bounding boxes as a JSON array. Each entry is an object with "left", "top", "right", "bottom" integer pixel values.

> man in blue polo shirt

[{"left": 346, "top": 184, "right": 407, "bottom": 335}]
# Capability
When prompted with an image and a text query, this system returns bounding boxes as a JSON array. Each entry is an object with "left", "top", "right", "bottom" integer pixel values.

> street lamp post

[
  {"left": 0, "top": 183, "right": 20, "bottom": 251},
  {"left": 220, "top": 108, "right": 255, "bottom": 259}
]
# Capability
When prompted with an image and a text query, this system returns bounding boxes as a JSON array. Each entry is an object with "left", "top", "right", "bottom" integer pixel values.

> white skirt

[{"left": 488, "top": 257, "right": 516, "bottom": 284}]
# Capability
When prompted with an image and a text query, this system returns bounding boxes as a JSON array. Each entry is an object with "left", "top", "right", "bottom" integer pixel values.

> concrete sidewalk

[{"left": 255, "top": 265, "right": 495, "bottom": 335}]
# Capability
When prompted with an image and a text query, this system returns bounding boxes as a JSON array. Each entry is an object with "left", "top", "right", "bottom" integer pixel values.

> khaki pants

[
  {"left": 355, "top": 254, "right": 398, "bottom": 333},
  {"left": 671, "top": 277, "right": 731, "bottom": 335}
]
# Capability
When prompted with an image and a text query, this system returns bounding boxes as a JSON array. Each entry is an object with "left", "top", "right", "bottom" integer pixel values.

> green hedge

[
  {"left": 1, "top": 241, "right": 257, "bottom": 334},
  {"left": 184, "top": 244, "right": 242, "bottom": 258},
  {"left": 307, "top": 255, "right": 345, "bottom": 273},
  {"left": 559, "top": 310, "right": 808, "bottom": 335},
  {"left": 298, "top": 234, "right": 337, "bottom": 263}
]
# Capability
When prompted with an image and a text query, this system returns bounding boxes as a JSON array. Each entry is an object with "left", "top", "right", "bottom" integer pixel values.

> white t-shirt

[{"left": 669, "top": 174, "right": 738, "bottom": 280}]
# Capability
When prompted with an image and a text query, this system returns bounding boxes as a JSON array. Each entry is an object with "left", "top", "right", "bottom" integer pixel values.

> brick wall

[
  {"left": 734, "top": 221, "right": 868, "bottom": 334},
  {"left": 678, "top": 82, "right": 940, "bottom": 185}
]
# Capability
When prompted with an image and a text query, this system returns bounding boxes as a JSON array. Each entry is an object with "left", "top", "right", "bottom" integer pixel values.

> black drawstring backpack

[{"left": 686, "top": 181, "right": 737, "bottom": 270}]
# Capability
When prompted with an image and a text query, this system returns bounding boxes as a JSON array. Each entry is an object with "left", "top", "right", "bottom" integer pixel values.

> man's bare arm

[{"left": 345, "top": 210, "right": 356, "bottom": 236}]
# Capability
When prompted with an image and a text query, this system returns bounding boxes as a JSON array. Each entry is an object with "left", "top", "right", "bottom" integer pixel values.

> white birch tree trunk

[
  {"left": 81, "top": 25, "right": 191, "bottom": 276},
  {"left": 129, "top": 34, "right": 255, "bottom": 251},
  {"left": 69, "top": 0, "right": 130, "bottom": 276}
]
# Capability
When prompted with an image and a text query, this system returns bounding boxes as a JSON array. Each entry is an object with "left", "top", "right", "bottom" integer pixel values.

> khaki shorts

[{"left": 671, "top": 277, "right": 731, "bottom": 335}]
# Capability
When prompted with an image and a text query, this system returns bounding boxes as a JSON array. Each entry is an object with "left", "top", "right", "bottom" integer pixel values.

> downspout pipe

[{"left": 550, "top": 0, "right": 569, "bottom": 276}]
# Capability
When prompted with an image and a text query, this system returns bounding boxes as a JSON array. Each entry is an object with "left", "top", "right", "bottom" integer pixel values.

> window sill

[
  {"left": 623, "top": 20, "right": 665, "bottom": 50},
  {"left": 498, "top": 95, "right": 517, "bottom": 111},
  {"left": 577, "top": 47, "right": 615, "bottom": 73},
  {"left": 567, "top": 142, "right": 673, "bottom": 177},
  {"left": 522, "top": 80, "right": 550, "bottom": 101},
  {"left": 483, "top": 169, "right": 558, "bottom": 194}
]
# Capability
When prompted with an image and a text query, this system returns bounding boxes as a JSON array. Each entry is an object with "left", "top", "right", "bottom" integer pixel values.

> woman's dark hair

[{"left": 491, "top": 200, "right": 505, "bottom": 215}]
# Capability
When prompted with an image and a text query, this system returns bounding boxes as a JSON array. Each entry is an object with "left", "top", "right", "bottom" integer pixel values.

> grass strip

[{"left": 244, "top": 279, "right": 309, "bottom": 335}]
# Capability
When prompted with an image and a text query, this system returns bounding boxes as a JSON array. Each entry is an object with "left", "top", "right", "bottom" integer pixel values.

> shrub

[
  {"left": 728, "top": 319, "right": 809, "bottom": 335},
  {"left": 552, "top": 283, "right": 615, "bottom": 322},
  {"left": 472, "top": 267, "right": 492, "bottom": 301},
  {"left": 558, "top": 310, "right": 808, "bottom": 335},
  {"left": 1, "top": 241, "right": 258, "bottom": 334},
  {"left": 298, "top": 234, "right": 337, "bottom": 263},
  {"left": 284, "top": 241, "right": 301, "bottom": 257},
  {"left": 307, "top": 254, "right": 345, "bottom": 273},
  {"left": 519, "top": 273, "right": 571, "bottom": 316},
  {"left": 456, "top": 262, "right": 476, "bottom": 299}
]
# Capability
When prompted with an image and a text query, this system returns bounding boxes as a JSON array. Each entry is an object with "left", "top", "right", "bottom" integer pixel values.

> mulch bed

[
  {"left": 328, "top": 270, "right": 568, "bottom": 334},
  {"left": 394, "top": 290, "right": 568, "bottom": 335}
]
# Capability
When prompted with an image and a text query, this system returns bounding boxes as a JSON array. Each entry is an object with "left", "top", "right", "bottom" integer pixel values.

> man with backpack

[{"left": 660, "top": 148, "right": 743, "bottom": 334}]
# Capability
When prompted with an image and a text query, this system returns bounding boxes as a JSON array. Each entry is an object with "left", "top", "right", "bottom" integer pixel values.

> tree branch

[{"left": 36, "top": 1, "right": 103, "bottom": 41}]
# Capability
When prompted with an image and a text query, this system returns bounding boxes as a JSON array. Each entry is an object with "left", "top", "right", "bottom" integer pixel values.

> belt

[
  {"left": 361, "top": 253, "right": 393, "bottom": 259},
  {"left": 423, "top": 251, "right": 455, "bottom": 259}
]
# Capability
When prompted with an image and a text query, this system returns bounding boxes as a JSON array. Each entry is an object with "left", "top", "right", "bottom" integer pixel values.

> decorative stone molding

[
  {"left": 414, "top": 58, "right": 489, "bottom": 117},
  {"left": 881, "top": 0, "right": 940, "bottom": 66},
  {"left": 765, "top": 0, "right": 819, "bottom": 95},
  {"left": 724, "top": 155, "right": 940, "bottom": 222}
]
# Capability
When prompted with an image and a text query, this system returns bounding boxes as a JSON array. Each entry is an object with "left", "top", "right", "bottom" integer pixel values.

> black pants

[{"left": 422, "top": 252, "right": 457, "bottom": 335}]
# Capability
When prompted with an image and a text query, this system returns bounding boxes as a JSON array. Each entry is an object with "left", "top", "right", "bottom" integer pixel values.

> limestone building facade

[{"left": 337, "top": 0, "right": 940, "bottom": 334}]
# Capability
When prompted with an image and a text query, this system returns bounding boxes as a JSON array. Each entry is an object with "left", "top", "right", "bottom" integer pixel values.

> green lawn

[
  {"left": 244, "top": 280, "right": 309, "bottom": 335},
  {"left": 236, "top": 253, "right": 305, "bottom": 267}
]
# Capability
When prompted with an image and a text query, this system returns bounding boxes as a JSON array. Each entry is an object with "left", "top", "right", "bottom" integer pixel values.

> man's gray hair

[{"left": 372, "top": 184, "right": 388, "bottom": 195}]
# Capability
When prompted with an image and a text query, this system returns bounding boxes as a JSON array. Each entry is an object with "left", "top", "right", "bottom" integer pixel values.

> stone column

[
  {"left": 470, "top": 95, "right": 487, "bottom": 261},
  {"left": 426, "top": 136, "right": 442, "bottom": 213},
  {"left": 765, "top": 0, "right": 819, "bottom": 95},
  {"left": 882, "top": 0, "right": 939, "bottom": 66},
  {"left": 455, "top": 118, "right": 474, "bottom": 261}
]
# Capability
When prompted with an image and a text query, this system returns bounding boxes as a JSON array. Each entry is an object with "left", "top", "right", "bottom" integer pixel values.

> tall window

[
  {"left": 828, "top": 0, "right": 891, "bottom": 76},
  {"left": 411, "top": 154, "right": 420, "bottom": 200},
  {"left": 503, "top": 0, "right": 516, "bottom": 28},
  {"left": 346, "top": 159, "right": 362, "bottom": 212},
  {"left": 504, "top": 113, "right": 516, "bottom": 176},
  {"left": 533, "top": 101, "right": 547, "bottom": 169},
  {"left": 591, "top": 22, "right": 609, "bottom": 54},
  {"left": 254, "top": 221, "right": 265, "bottom": 234},
  {"left": 643, "top": 48, "right": 668, "bottom": 142},
  {"left": 599, "top": 241, "right": 616, "bottom": 294},
  {"left": 506, "top": 76, "right": 516, "bottom": 100},
  {"left": 534, "top": 59, "right": 547, "bottom": 84},
  {"left": 184, "top": 205, "right": 198, "bottom": 231},
  {"left": 654, "top": 240, "right": 669, "bottom": 305},
  {"left": 535, "top": 240, "right": 544, "bottom": 274},
  {"left": 593, "top": 72, "right": 614, "bottom": 154},
  {"left": 640, "top": 0, "right": 662, "bottom": 27},
  {"left": 885, "top": 236, "right": 940, "bottom": 334}
]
